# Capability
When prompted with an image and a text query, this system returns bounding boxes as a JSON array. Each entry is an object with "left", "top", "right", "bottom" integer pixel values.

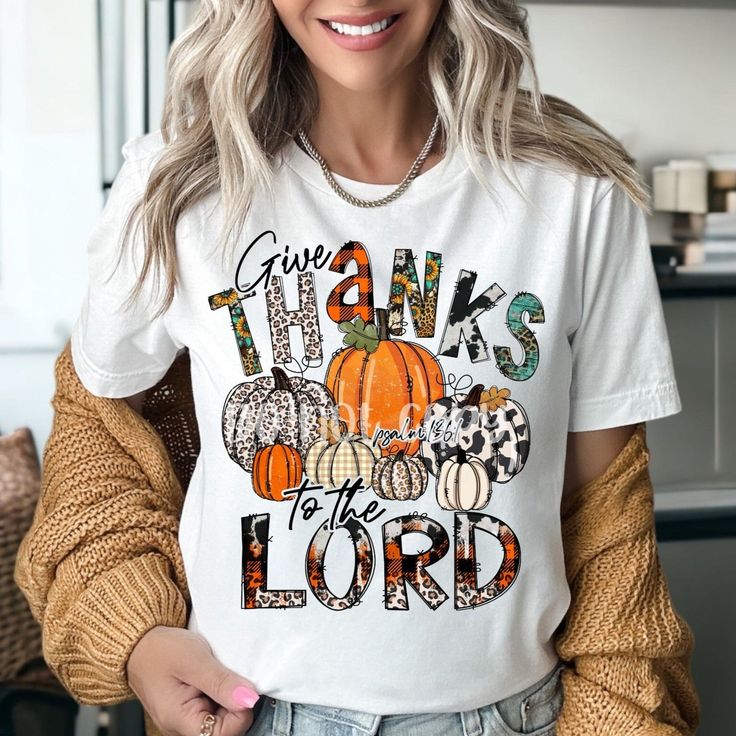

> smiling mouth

[{"left": 319, "top": 13, "right": 401, "bottom": 37}]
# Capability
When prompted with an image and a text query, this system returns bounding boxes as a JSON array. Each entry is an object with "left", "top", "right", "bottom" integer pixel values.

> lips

[
  {"left": 320, "top": 9, "right": 403, "bottom": 26},
  {"left": 317, "top": 10, "right": 404, "bottom": 50}
]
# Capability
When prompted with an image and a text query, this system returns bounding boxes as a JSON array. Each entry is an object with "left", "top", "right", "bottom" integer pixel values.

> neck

[{"left": 304, "top": 57, "right": 444, "bottom": 184}]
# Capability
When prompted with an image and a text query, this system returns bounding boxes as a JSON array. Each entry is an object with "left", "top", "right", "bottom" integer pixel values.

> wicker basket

[{"left": 0, "top": 426, "right": 45, "bottom": 684}]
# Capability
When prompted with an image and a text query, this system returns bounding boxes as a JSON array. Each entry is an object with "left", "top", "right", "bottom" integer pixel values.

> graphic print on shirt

[
  {"left": 386, "top": 248, "right": 441, "bottom": 337},
  {"left": 209, "top": 238, "right": 542, "bottom": 612},
  {"left": 325, "top": 308, "right": 445, "bottom": 457}
]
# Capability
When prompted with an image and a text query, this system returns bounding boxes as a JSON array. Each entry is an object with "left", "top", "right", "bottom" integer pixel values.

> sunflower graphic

[
  {"left": 424, "top": 258, "right": 440, "bottom": 286},
  {"left": 210, "top": 289, "right": 240, "bottom": 308},
  {"left": 390, "top": 272, "right": 415, "bottom": 301},
  {"left": 233, "top": 315, "right": 253, "bottom": 346}
]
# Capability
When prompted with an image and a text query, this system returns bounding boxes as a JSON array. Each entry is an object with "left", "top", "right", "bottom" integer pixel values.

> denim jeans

[{"left": 246, "top": 660, "right": 565, "bottom": 736}]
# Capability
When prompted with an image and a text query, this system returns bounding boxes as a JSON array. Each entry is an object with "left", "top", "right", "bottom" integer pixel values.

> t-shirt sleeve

[
  {"left": 567, "top": 179, "right": 682, "bottom": 432},
  {"left": 70, "top": 148, "right": 183, "bottom": 399}
]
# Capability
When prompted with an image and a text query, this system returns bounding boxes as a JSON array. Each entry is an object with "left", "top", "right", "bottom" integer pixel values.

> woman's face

[{"left": 271, "top": 1, "right": 444, "bottom": 92}]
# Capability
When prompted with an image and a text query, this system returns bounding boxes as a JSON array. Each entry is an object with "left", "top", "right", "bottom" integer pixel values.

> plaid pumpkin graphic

[{"left": 304, "top": 419, "right": 381, "bottom": 488}]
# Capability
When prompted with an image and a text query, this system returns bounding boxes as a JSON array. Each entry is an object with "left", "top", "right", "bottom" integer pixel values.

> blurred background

[{"left": 1, "top": 1, "right": 734, "bottom": 734}]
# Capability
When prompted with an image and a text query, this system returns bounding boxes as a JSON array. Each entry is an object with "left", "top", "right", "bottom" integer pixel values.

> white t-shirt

[{"left": 70, "top": 129, "right": 681, "bottom": 714}]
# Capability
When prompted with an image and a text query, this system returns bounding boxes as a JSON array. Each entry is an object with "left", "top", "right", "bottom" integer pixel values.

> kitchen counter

[
  {"left": 657, "top": 270, "right": 736, "bottom": 299},
  {"left": 655, "top": 488, "right": 736, "bottom": 540}
]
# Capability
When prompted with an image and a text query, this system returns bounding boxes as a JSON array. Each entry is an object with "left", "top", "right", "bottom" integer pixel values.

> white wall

[
  {"left": 524, "top": 4, "right": 736, "bottom": 243},
  {"left": 0, "top": 0, "right": 100, "bottom": 441}
]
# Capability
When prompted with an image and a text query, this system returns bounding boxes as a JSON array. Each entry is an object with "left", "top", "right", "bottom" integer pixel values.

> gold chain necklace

[{"left": 295, "top": 112, "right": 441, "bottom": 208}]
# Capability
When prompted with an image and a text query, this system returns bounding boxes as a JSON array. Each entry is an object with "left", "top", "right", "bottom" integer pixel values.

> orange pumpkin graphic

[
  {"left": 252, "top": 443, "right": 303, "bottom": 501},
  {"left": 325, "top": 308, "right": 444, "bottom": 456}
]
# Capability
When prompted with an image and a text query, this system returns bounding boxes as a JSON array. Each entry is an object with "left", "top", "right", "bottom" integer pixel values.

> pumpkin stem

[
  {"left": 271, "top": 366, "right": 291, "bottom": 391},
  {"left": 460, "top": 384, "right": 485, "bottom": 408},
  {"left": 456, "top": 446, "right": 468, "bottom": 464},
  {"left": 395, "top": 449, "right": 405, "bottom": 462},
  {"left": 328, "top": 421, "right": 347, "bottom": 445},
  {"left": 375, "top": 308, "right": 390, "bottom": 341}
]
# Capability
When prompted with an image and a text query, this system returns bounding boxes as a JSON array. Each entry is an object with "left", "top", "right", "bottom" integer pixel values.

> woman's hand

[{"left": 127, "top": 625, "right": 261, "bottom": 736}]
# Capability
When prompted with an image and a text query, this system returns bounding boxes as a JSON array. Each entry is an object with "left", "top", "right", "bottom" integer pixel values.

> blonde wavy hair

[{"left": 119, "top": 0, "right": 651, "bottom": 319}]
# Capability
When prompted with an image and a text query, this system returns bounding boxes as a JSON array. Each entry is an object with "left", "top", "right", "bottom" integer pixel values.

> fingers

[
  {"left": 137, "top": 628, "right": 263, "bottom": 736},
  {"left": 179, "top": 695, "right": 255, "bottom": 736},
  {"left": 178, "top": 650, "right": 261, "bottom": 714}
]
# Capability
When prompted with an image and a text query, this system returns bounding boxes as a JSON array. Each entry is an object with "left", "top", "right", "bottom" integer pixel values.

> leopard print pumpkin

[
  {"left": 371, "top": 450, "right": 428, "bottom": 501},
  {"left": 222, "top": 366, "right": 338, "bottom": 473}
]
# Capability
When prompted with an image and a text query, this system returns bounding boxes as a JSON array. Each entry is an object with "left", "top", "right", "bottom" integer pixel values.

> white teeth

[{"left": 327, "top": 15, "right": 395, "bottom": 36}]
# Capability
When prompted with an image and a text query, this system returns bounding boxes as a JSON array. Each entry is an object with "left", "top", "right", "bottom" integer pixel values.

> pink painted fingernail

[{"left": 233, "top": 685, "right": 260, "bottom": 708}]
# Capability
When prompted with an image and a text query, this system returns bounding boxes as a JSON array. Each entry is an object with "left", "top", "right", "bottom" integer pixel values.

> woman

[{"left": 16, "top": 1, "right": 700, "bottom": 735}]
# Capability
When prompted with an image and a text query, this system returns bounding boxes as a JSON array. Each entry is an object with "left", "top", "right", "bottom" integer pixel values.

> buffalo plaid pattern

[{"left": 326, "top": 241, "right": 375, "bottom": 324}]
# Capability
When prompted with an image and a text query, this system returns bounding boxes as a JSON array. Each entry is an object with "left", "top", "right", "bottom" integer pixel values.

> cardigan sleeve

[
  {"left": 554, "top": 422, "right": 701, "bottom": 736},
  {"left": 14, "top": 340, "right": 191, "bottom": 705}
]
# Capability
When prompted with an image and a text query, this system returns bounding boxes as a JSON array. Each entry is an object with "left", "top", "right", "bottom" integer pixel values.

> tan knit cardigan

[{"left": 15, "top": 340, "right": 701, "bottom": 736}]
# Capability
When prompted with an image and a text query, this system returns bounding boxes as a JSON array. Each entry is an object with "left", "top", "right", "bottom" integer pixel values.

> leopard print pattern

[
  {"left": 222, "top": 375, "right": 338, "bottom": 472},
  {"left": 387, "top": 249, "right": 442, "bottom": 337},
  {"left": 266, "top": 272, "right": 322, "bottom": 364},
  {"left": 493, "top": 291, "right": 544, "bottom": 381},
  {"left": 454, "top": 512, "right": 520, "bottom": 609},
  {"left": 418, "top": 287, "right": 439, "bottom": 336},
  {"left": 383, "top": 516, "right": 450, "bottom": 610},
  {"left": 208, "top": 288, "right": 262, "bottom": 375},
  {"left": 242, "top": 514, "right": 306, "bottom": 608},
  {"left": 372, "top": 454, "right": 428, "bottom": 501},
  {"left": 306, "top": 517, "right": 374, "bottom": 610}
]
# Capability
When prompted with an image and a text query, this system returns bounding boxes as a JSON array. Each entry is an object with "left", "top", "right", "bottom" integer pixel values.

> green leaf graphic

[{"left": 339, "top": 316, "right": 379, "bottom": 352}]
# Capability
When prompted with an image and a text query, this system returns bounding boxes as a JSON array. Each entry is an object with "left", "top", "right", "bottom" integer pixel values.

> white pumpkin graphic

[{"left": 436, "top": 447, "right": 492, "bottom": 511}]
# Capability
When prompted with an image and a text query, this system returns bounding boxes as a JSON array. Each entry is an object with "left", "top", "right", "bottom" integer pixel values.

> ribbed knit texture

[
  {"left": 14, "top": 341, "right": 190, "bottom": 705},
  {"left": 554, "top": 422, "right": 700, "bottom": 735},
  {"left": 14, "top": 341, "right": 700, "bottom": 734}
]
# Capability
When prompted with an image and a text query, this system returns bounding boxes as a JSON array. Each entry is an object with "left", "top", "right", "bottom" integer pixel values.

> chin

[{"left": 316, "top": 64, "right": 401, "bottom": 94}]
